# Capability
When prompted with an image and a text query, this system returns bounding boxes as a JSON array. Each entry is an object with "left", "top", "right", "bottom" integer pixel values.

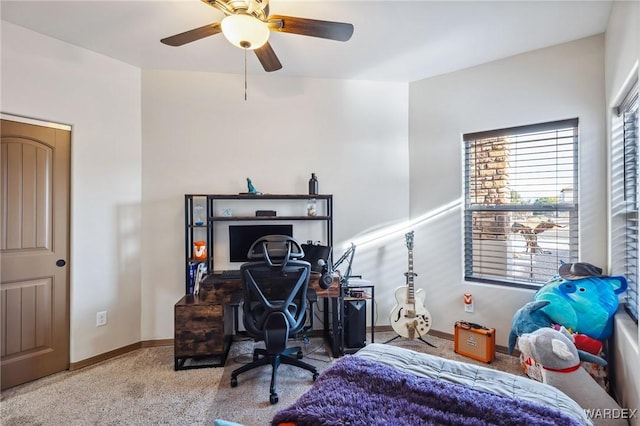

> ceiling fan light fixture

[{"left": 221, "top": 14, "right": 270, "bottom": 50}]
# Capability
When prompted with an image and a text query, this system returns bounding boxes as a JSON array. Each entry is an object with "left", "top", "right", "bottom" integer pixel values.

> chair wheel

[
  {"left": 270, "top": 393, "right": 279, "bottom": 404},
  {"left": 230, "top": 377, "right": 238, "bottom": 387},
  {"left": 312, "top": 372, "right": 319, "bottom": 381},
  {"left": 296, "top": 351, "right": 303, "bottom": 359}
]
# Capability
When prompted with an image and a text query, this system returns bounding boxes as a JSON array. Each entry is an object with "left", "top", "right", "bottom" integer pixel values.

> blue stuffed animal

[
  {"left": 508, "top": 300, "right": 553, "bottom": 355},
  {"left": 534, "top": 275, "right": 627, "bottom": 340}
]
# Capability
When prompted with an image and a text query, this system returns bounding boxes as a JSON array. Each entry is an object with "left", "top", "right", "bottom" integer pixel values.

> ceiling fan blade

[
  {"left": 161, "top": 23, "right": 222, "bottom": 46},
  {"left": 268, "top": 15, "right": 353, "bottom": 42},
  {"left": 254, "top": 42, "right": 282, "bottom": 72}
]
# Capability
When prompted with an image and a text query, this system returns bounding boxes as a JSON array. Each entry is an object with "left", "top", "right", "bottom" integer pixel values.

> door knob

[{"left": 56, "top": 259, "right": 66, "bottom": 267}]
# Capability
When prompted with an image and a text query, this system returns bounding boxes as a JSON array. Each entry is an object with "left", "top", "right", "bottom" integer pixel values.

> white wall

[
  {"left": 140, "top": 70, "right": 409, "bottom": 339},
  {"left": 408, "top": 35, "right": 606, "bottom": 347},
  {"left": 1, "top": 22, "right": 143, "bottom": 362},
  {"left": 604, "top": 0, "right": 639, "bottom": 421}
]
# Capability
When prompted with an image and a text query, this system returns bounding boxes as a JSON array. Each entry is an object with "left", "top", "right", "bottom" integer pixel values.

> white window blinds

[
  {"left": 464, "top": 119, "right": 579, "bottom": 288},
  {"left": 611, "top": 80, "right": 639, "bottom": 322}
]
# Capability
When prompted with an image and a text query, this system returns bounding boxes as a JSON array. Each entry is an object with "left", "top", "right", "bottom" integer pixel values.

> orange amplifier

[{"left": 454, "top": 321, "right": 495, "bottom": 363}]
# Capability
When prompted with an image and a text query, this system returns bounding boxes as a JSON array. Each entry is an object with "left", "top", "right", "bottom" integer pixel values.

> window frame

[
  {"left": 611, "top": 79, "right": 639, "bottom": 323},
  {"left": 463, "top": 118, "right": 579, "bottom": 289}
]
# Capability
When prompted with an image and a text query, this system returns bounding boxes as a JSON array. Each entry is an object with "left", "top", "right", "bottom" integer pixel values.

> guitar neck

[{"left": 406, "top": 249, "right": 415, "bottom": 304}]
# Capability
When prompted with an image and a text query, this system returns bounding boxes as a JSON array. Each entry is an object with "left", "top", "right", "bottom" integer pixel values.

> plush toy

[
  {"left": 534, "top": 275, "right": 627, "bottom": 340},
  {"left": 507, "top": 300, "right": 553, "bottom": 355},
  {"left": 518, "top": 327, "right": 625, "bottom": 426},
  {"left": 551, "top": 324, "right": 604, "bottom": 355}
]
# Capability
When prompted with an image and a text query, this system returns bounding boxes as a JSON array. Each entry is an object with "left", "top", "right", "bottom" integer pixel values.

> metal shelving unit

[{"left": 184, "top": 194, "right": 333, "bottom": 293}]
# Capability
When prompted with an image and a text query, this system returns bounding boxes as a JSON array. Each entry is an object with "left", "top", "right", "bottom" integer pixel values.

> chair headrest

[{"left": 247, "top": 235, "right": 305, "bottom": 267}]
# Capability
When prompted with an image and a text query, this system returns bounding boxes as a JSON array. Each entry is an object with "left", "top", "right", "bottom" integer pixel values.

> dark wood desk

[{"left": 174, "top": 272, "right": 341, "bottom": 370}]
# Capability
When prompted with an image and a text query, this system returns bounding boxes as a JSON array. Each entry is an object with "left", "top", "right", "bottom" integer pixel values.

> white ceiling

[{"left": 0, "top": 0, "right": 613, "bottom": 82}]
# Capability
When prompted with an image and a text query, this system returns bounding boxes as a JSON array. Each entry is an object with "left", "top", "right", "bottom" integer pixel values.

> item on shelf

[
  {"left": 194, "top": 240, "right": 207, "bottom": 261},
  {"left": 222, "top": 208, "right": 233, "bottom": 217},
  {"left": 256, "top": 210, "right": 277, "bottom": 217},
  {"left": 194, "top": 205, "right": 204, "bottom": 226},
  {"left": 307, "top": 198, "right": 317, "bottom": 216},
  {"left": 309, "top": 173, "right": 318, "bottom": 195},
  {"left": 246, "top": 177, "right": 260, "bottom": 194},
  {"left": 187, "top": 262, "right": 198, "bottom": 294},
  {"left": 193, "top": 262, "right": 207, "bottom": 295}
]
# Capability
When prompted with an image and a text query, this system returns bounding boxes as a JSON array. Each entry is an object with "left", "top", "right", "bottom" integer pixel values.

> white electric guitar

[{"left": 389, "top": 231, "right": 432, "bottom": 340}]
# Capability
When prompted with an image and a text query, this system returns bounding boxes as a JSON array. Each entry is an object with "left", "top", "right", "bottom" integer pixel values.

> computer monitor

[{"left": 229, "top": 224, "right": 294, "bottom": 263}]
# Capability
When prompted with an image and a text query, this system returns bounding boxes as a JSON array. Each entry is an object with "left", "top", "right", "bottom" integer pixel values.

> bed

[{"left": 272, "top": 343, "right": 592, "bottom": 426}]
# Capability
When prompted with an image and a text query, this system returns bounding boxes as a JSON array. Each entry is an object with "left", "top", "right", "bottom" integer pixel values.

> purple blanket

[{"left": 272, "top": 356, "right": 582, "bottom": 426}]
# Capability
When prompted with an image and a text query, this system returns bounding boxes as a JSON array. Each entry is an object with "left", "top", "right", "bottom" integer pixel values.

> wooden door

[{"left": 1, "top": 118, "right": 71, "bottom": 389}]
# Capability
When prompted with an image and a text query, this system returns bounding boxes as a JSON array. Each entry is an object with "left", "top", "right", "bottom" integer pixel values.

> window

[
  {"left": 464, "top": 119, "right": 579, "bottom": 288},
  {"left": 611, "top": 79, "right": 639, "bottom": 322}
]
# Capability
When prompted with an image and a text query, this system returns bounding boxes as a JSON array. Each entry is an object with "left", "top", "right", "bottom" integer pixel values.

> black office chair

[{"left": 230, "top": 235, "right": 319, "bottom": 404}]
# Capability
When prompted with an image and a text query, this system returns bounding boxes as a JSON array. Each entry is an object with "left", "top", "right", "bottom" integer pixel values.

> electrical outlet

[{"left": 96, "top": 311, "right": 107, "bottom": 327}]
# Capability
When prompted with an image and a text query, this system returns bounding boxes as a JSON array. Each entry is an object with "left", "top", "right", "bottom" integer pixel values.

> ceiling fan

[{"left": 161, "top": 0, "right": 354, "bottom": 72}]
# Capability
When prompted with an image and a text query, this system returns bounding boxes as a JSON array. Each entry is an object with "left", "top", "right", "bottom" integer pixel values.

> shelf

[
  {"left": 210, "top": 215, "right": 331, "bottom": 221},
  {"left": 209, "top": 194, "right": 331, "bottom": 200},
  {"left": 185, "top": 193, "right": 333, "bottom": 292}
]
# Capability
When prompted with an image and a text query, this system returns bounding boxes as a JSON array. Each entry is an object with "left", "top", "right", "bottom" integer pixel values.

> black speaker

[{"left": 344, "top": 299, "right": 366, "bottom": 348}]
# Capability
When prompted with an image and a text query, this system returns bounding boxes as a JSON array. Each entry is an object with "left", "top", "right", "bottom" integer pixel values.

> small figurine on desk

[{"left": 246, "top": 178, "right": 261, "bottom": 195}]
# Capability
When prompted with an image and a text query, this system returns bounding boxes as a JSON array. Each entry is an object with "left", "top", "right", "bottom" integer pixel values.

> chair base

[{"left": 230, "top": 346, "right": 319, "bottom": 404}]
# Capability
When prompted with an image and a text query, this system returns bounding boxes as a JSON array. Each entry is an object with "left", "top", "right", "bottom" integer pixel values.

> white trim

[
  {"left": 1, "top": 113, "right": 72, "bottom": 131},
  {"left": 610, "top": 60, "right": 640, "bottom": 110}
]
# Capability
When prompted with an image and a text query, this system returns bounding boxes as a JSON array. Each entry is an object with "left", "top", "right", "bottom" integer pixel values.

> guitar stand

[{"left": 384, "top": 333, "right": 437, "bottom": 348}]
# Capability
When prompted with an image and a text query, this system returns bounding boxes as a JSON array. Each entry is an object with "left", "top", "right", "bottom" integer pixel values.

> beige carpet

[{"left": 1, "top": 332, "right": 523, "bottom": 426}]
